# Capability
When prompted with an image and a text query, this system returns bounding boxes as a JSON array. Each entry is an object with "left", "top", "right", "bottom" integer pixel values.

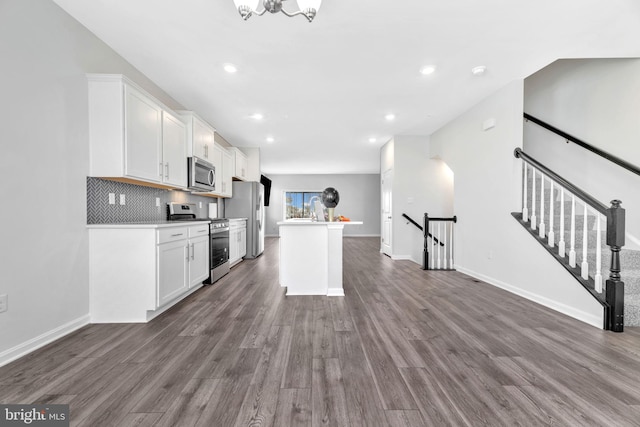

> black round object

[{"left": 321, "top": 187, "right": 340, "bottom": 208}]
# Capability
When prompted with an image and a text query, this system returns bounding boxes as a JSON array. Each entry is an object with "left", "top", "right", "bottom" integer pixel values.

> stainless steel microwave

[{"left": 188, "top": 157, "right": 215, "bottom": 192}]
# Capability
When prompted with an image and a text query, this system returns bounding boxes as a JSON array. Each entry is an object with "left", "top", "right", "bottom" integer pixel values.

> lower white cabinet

[
  {"left": 229, "top": 219, "right": 247, "bottom": 267},
  {"left": 89, "top": 222, "right": 210, "bottom": 323}
]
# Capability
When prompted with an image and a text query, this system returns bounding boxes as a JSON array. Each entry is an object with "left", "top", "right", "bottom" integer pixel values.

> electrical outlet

[
  {"left": 119, "top": 194, "right": 126, "bottom": 205},
  {"left": 199, "top": 202, "right": 203, "bottom": 209},
  {"left": 0, "top": 294, "right": 7, "bottom": 313},
  {"left": 108, "top": 193, "right": 115, "bottom": 205},
  {"left": 156, "top": 197, "right": 160, "bottom": 207}
]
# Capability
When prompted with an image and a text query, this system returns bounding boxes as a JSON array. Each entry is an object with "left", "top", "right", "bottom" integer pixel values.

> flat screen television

[{"left": 260, "top": 174, "right": 272, "bottom": 207}]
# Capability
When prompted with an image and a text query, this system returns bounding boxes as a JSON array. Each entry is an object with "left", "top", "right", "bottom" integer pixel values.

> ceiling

[{"left": 53, "top": 0, "right": 640, "bottom": 175}]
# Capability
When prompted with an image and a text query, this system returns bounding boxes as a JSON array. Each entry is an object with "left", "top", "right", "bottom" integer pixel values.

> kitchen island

[{"left": 277, "top": 220, "right": 363, "bottom": 296}]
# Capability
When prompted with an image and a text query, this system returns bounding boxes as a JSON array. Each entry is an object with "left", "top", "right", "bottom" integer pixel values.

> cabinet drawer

[
  {"left": 158, "top": 227, "right": 189, "bottom": 244},
  {"left": 188, "top": 223, "right": 210, "bottom": 238}
]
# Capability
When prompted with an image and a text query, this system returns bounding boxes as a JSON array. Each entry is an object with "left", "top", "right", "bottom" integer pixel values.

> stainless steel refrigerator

[{"left": 224, "top": 181, "right": 265, "bottom": 258}]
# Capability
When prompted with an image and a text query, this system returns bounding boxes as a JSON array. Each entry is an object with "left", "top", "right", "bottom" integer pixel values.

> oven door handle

[{"left": 210, "top": 227, "right": 230, "bottom": 234}]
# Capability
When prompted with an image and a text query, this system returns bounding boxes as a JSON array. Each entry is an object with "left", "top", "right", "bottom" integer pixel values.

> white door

[{"left": 381, "top": 169, "right": 393, "bottom": 256}]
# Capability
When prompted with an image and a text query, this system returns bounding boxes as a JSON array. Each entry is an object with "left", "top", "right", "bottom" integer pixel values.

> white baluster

[
  {"left": 569, "top": 194, "right": 576, "bottom": 267},
  {"left": 548, "top": 181, "right": 555, "bottom": 247},
  {"left": 539, "top": 174, "right": 546, "bottom": 238},
  {"left": 581, "top": 203, "right": 589, "bottom": 280},
  {"left": 531, "top": 168, "right": 537, "bottom": 230},
  {"left": 558, "top": 188, "right": 566, "bottom": 257},
  {"left": 595, "top": 214, "right": 603, "bottom": 292},
  {"left": 449, "top": 222, "right": 454, "bottom": 269},
  {"left": 437, "top": 222, "right": 442, "bottom": 269},
  {"left": 443, "top": 221, "right": 448, "bottom": 269},
  {"left": 430, "top": 222, "right": 435, "bottom": 270},
  {"left": 522, "top": 164, "right": 529, "bottom": 222}
]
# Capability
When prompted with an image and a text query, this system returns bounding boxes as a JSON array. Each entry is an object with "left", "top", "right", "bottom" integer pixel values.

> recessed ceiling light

[
  {"left": 369, "top": 137, "right": 377, "bottom": 143},
  {"left": 266, "top": 136, "right": 275, "bottom": 143},
  {"left": 250, "top": 113, "right": 264, "bottom": 120},
  {"left": 223, "top": 63, "right": 237, "bottom": 73},
  {"left": 420, "top": 65, "right": 436, "bottom": 75},
  {"left": 385, "top": 113, "right": 395, "bottom": 121},
  {"left": 471, "top": 65, "right": 487, "bottom": 76}
]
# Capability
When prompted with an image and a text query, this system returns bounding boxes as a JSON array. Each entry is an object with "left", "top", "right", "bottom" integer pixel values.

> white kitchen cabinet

[
  {"left": 221, "top": 148, "right": 233, "bottom": 197},
  {"left": 188, "top": 225, "right": 211, "bottom": 287},
  {"left": 178, "top": 111, "right": 216, "bottom": 162},
  {"left": 211, "top": 144, "right": 233, "bottom": 198},
  {"left": 228, "top": 147, "right": 248, "bottom": 181},
  {"left": 157, "top": 238, "right": 189, "bottom": 307},
  {"left": 88, "top": 74, "right": 187, "bottom": 189},
  {"left": 124, "top": 85, "right": 162, "bottom": 182},
  {"left": 229, "top": 219, "right": 247, "bottom": 266},
  {"left": 89, "top": 222, "right": 210, "bottom": 323},
  {"left": 162, "top": 111, "right": 187, "bottom": 188}
]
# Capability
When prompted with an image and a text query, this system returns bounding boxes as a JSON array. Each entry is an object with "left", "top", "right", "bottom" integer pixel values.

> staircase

[{"left": 519, "top": 172, "right": 640, "bottom": 326}]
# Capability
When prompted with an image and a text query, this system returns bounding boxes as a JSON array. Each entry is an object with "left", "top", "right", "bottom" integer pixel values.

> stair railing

[
  {"left": 524, "top": 113, "right": 640, "bottom": 178},
  {"left": 423, "top": 214, "right": 457, "bottom": 271},
  {"left": 514, "top": 148, "right": 625, "bottom": 331}
]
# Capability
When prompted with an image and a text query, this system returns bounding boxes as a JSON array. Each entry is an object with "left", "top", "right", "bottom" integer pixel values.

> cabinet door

[
  {"left": 189, "top": 235, "right": 210, "bottom": 287},
  {"left": 124, "top": 85, "right": 162, "bottom": 182},
  {"left": 229, "top": 227, "right": 239, "bottom": 264},
  {"left": 193, "top": 117, "right": 214, "bottom": 161},
  {"left": 239, "top": 227, "right": 247, "bottom": 258},
  {"left": 157, "top": 240, "right": 189, "bottom": 307},
  {"left": 211, "top": 144, "right": 224, "bottom": 196},
  {"left": 162, "top": 111, "right": 187, "bottom": 188},
  {"left": 222, "top": 149, "right": 233, "bottom": 197}
]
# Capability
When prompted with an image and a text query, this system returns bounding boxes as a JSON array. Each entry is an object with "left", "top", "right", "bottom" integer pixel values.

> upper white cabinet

[
  {"left": 228, "top": 147, "right": 248, "bottom": 181},
  {"left": 177, "top": 111, "right": 216, "bottom": 162},
  {"left": 211, "top": 144, "right": 233, "bottom": 198},
  {"left": 88, "top": 74, "right": 187, "bottom": 189},
  {"left": 162, "top": 111, "right": 187, "bottom": 188}
]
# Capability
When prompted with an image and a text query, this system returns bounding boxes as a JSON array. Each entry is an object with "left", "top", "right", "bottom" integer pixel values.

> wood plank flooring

[{"left": 2, "top": 236, "right": 640, "bottom": 426}]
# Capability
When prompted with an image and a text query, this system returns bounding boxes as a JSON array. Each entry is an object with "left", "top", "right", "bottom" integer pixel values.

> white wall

[
  {"left": 524, "top": 58, "right": 640, "bottom": 247},
  {"left": 0, "top": 0, "right": 185, "bottom": 365},
  {"left": 265, "top": 174, "right": 380, "bottom": 237},
  {"left": 387, "top": 136, "right": 454, "bottom": 262},
  {"left": 430, "top": 80, "right": 604, "bottom": 328}
]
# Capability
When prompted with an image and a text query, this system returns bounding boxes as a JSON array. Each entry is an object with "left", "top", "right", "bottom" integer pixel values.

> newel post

[
  {"left": 606, "top": 200, "right": 625, "bottom": 332},
  {"left": 422, "top": 213, "right": 430, "bottom": 270}
]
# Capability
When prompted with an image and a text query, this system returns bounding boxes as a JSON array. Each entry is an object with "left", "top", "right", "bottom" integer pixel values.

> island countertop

[{"left": 276, "top": 220, "right": 363, "bottom": 226}]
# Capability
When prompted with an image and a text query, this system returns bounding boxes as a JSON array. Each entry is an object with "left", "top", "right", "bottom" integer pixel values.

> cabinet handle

[
  {"left": 165, "top": 163, "right": 170, "bottom": 179},
  {"left": 159, "top": 162, "right": 163, "bottom": 177},
  {"left": 186, "top": 245, "right": 190, "bottom": 261},
  {"left": 191, "top": 243, "right": 195, "bottom": 260},
  {"left": 171, "top": 233, "right": 184, "bottom": 237}
]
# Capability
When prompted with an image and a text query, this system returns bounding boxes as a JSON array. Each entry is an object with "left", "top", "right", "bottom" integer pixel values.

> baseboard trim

[
  {"left": 0, "top": 314, "right": 91, "bottom": 367},
  {"left": 455, "top": 266, "right": 603, "bottom": 329},
  {"left": 391, "top": 255, "right": 413, "bottom": 261}
]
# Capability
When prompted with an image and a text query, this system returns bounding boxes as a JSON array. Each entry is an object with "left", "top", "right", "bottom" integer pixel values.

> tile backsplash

[{"left": 87, "top": 177, "right": 221, "bottom": 223}]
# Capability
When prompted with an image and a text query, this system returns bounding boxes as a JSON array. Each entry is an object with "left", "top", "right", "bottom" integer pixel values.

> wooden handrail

[
  {"left": 524, "top": 113, "right": 640, "bottom": 178},
  {"left": 402, "top": 213, "right": 445, "bottom": 247},
  {"left": 514, "top": 148, "right": 608, "bottom": 215}
]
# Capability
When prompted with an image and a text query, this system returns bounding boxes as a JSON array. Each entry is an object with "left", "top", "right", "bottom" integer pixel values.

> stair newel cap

[{"left": 606, "top": 200, "right": 625, "bottom": 248}]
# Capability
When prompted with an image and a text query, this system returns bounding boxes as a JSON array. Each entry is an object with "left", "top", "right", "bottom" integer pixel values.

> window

[{"left": 284, "top": 191, "right": 322, "bottom": 219}]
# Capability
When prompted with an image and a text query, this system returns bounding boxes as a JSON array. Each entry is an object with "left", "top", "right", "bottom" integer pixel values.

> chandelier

[{"left": 233, "top": 0, "right": 322, "bottom": 22}]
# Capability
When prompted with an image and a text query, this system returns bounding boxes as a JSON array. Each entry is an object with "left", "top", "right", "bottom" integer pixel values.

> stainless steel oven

[
  {"left": 167, "top": 203, "right": 229, "bottom": 285},
  {"left": 207, "top": 218, "right": 230, "bottom": 284}
]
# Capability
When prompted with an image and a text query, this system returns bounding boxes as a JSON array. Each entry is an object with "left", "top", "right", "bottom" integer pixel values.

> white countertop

[
  {"left": 87, "top": 220, "right": 211, "bottom": 229},
  {"left": 277, "top": 220, "right": 363, "bottom": 226}
]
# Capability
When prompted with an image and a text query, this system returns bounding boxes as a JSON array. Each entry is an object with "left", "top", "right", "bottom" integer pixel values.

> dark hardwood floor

[{"left": 2, "top": 236, "right": 640, "bottom": 426}]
